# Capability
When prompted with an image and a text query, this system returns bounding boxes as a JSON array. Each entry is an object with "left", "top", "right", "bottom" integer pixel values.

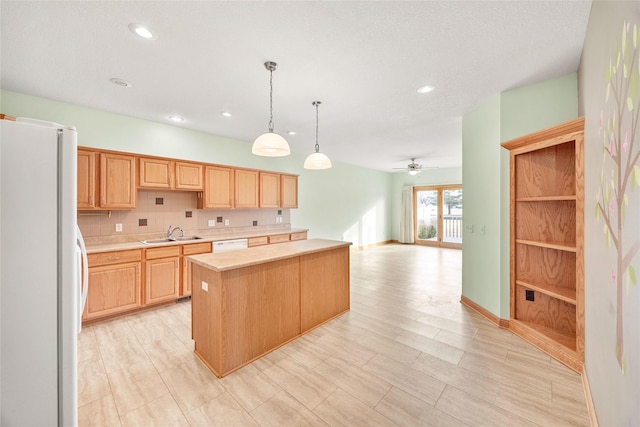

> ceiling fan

[{"left": 392, "top": 158, "right": 435, "bottom": 175}]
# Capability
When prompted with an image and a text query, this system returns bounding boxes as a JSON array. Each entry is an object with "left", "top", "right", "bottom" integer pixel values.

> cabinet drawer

[
  {"left": 248, "top": 236, "right": 269, "bottom": 247},
  {"left": 145, "top": 245, "right": 181, "bottom": 260},
  {"left": 269, "top": 234, "right": 290, "bottom": 244},
  {"left": 183, "top": 242, "right": 212, "bottom": 255},
  {"left": 290, "top": 231, "right": 307, "bottom": 241},
  {"left": 88, "top": 249, "right": 142, "bottom": 267}
]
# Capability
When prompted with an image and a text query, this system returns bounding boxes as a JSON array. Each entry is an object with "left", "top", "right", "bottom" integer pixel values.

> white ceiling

[{"left": 0, "top": 1, "right": 592, "bottom": 173}]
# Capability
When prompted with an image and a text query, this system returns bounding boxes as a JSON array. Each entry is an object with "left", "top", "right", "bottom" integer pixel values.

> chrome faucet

[{"left": 167, "top": 225, "right": 184, "bottom": 240}]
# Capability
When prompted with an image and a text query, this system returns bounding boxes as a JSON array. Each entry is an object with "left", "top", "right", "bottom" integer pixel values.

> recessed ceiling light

[
  {"left": 128, "top": 23, "right": 156, "bottom": 40},
  {"left": 109, "top": 77, "right": 132, "bottom": 87},
  {"left": 168, "top": 115, "right": 184, "bottom": 123},
  {"left": 417, "top": 84, "right": 436, "bottom": 94},
  {"left": 221, "top": 112, "right": 232, "bottom": 118},
  {"left": 287, "top": 131, "right": 296, "bottom": 136}
]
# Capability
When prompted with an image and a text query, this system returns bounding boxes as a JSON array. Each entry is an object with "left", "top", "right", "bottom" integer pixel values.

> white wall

[{"left": 579, "top": 2, "right": 640, "bottom": 425}]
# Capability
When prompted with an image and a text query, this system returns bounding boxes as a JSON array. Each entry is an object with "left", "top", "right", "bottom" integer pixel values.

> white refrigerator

[{"left": 1, "top": 117, "right": 88, "bottom": 426}]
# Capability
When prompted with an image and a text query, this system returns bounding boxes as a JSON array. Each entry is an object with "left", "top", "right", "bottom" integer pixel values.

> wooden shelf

[
  {"left": 516, "top": 195, "right": 576, "bottom": 202},
  {"left": 504, "top": 118, "right": 584, "bottom": 372},
  {"left": 515, "top": 239, "right": 576, "bottom": 252},
  {"left": 515, "top": 280, "right": 576, "bottom": 305},
  {"left": 511, "top": 319, "right": 576, "bottom": 352}
]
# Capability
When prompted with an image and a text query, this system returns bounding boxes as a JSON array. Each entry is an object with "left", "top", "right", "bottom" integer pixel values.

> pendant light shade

[
  {"left": 304, "top": 101, "right": 332, "bottom": 170},
  {"left": 252, "top": 61, "right": 290, "bottom": 157}
]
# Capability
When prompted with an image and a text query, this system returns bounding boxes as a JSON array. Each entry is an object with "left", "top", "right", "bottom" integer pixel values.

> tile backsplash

[{"left": 78, "top": 189, "right": 291, "bottom": 238}]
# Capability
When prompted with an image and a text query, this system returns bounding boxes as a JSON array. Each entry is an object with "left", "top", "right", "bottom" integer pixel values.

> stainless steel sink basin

[{"left": 141, "top": 236, "right": 202, "bottom": 245}]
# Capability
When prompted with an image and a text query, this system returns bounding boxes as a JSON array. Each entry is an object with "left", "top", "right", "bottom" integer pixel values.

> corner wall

[{"left": 461, "top": 73, "right": 578, "bottom": 319}]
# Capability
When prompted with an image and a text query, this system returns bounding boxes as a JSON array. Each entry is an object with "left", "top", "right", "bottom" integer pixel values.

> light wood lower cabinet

[
  {"left": 248, "top": 236, "right": 269, "bottom": 247},
  {"left": 84, "top": 250, "right": 142, "bottom": 321},
  {"left": 290, "top": 231, "right": 307, "bottom": 241},
  {"left": 182, "top": 242, "right": 212, "bottom": 296},
  {"left": 268, "top": 234, "right": 290, "bottom": 244},
  {"left": 145, "top": 246, "right": 180, "bottom": 305}
]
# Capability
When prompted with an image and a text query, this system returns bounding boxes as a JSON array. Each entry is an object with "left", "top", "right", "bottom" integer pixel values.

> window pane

[
  {"left": 416, "top": 190, "right": 438, "bottom": 241},
  {"left": 442, "top": 189, "right": 462, "bottom": 244}
]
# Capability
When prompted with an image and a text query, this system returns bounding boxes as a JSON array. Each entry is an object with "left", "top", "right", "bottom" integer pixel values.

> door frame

[{"left": 413, "top": 184, "right": 462, "bottom": 249}]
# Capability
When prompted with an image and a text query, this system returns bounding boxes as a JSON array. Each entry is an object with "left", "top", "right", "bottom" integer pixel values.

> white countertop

[
  {"left": 188, "top": 238, "right": 352, "bottom": 272},
  {"left": 85, "top": 228, "right": 308, "bottom": 254}
]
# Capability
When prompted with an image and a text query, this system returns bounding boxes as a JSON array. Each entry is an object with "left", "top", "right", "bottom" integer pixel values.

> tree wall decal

[{"left": 596, "top": 20, "right": 640, "bottom": 372}]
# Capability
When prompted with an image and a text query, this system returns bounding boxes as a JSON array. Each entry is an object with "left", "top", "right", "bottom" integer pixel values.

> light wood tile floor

[{"left": 78, "top": 244, "right": 589, "bottom": 426}]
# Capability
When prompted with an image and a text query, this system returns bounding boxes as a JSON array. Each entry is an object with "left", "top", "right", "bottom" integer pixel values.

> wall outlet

[
  {"left": 224, "top": 219, "right": 230, "bottom": 226},
  {"left": 525, "top": 290, "right": 535, "bottom": 301},
  {"left": 115, "top": 223, "right": 123, "bottom": 232},
  {"left": 208, "top": 219, "right": 216, "bottom": 227},
  {"left": 201, "top": 281, "right": 208, "bottom": 292}
]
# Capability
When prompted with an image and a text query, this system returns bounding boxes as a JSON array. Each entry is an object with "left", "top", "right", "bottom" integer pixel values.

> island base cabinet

[
  {"left": 300, "top": 247, "right": 350, "bottom": 332},
  {"left": 192, "top": 258, "right": 301, "bottom": 377},
  {"left": 191, "top": 243, "right": 350, "bottom": 378}
]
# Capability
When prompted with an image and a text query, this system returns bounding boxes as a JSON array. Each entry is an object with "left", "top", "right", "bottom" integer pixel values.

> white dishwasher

[{"left": 212, "top": 238, "right": 248, "bottom": 253}]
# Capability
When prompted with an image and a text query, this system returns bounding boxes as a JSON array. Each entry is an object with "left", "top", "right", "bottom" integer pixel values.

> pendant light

[
  {"left": 252, "top": 61, "right": 290, "bottom": 157},
  {"left": 304, "top": 101, "right": 332, "bottom": 169}
]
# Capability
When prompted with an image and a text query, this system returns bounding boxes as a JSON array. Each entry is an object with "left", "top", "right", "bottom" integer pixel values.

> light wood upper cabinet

[
  {"left": 259, "top": 172, "right": 280, "bottom": 208},
  {"left": 139, "top": 158, "right": 203, "bottom": 191},
  {"left": 77, "top": 149, "right": 96, "bottom": 209},
  {"left": 175, "top": 162, "right": 203, "bottom": 190},
  {"left": 100, "top": 152, "right": 136, "bottom": 209},
  {"left": 235, "top": 169, "right": 259, "bottom": 209},
  {"left": 200, "top": 166, "right": 234, "bottom": 209},
  {"left": 281, "top": 174, "right": 298, "bottom": 209},
  {"left": 139, "top": 157, "right": 173, "bottom": 189},
  {"left": 502, "top": 117, "right": 584, "bottom": 373}
]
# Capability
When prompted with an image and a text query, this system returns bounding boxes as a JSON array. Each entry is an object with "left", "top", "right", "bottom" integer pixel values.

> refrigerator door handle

[{"left": 76, "top": 225, "right": 89, "bottom": 333}]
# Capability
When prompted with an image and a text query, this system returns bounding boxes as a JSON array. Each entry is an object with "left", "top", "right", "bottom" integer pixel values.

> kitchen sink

[{"left": 141, "top": 236, "right": 202, "bottom": 245}]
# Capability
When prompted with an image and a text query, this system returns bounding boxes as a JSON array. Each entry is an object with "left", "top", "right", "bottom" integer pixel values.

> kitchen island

[{"left": 188, "top": 238, "right": 351, "bottom": 377}]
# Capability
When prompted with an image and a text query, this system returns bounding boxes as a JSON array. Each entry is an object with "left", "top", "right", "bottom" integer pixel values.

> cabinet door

[
  {"left": 100, "top": 153, "right": 136, "bottom": 209},
  {"left": 146, "top": 257, "right": 180, "bottom": 305},
  {"left": 181, "top": 242, "right": 212, "bottom": 296},
  {"left": 84, "top": 262, "right": 141, "bottom": 320},
  {"left": 175, "top": 162, "right": 203, "bottom": 190},
  {"left": 281, "top": 174, "right": 298, "bottom": 208},
  {"left": 259, "top": 172, "right": 280, "bottom": 208},
  {"left": 139, "top": 157, "right": 172, "bottom": 189},
  {"left": 77, "top": 149, "right": 96, "bottom": 209},
  {"left": 202, "top": 166, "right": 234, "bottom": 209},
  {"left": 235, "top": 169, "right": 259, "bottom": 208}
]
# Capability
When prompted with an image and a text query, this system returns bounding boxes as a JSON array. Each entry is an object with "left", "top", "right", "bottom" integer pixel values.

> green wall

[
  {"left": 462, "top": 94, "right": 502, "bottom": 316},
  {"left": 461, "top": 73, "right": 579, "bottom": 318},
  {"left": 1, "top": 90, "right": 393, "bottom": 245}
]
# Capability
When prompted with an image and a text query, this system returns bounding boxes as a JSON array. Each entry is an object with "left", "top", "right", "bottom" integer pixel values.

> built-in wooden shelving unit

[{"left": 502, "top": 117, "right": 584, "bottom": 373}]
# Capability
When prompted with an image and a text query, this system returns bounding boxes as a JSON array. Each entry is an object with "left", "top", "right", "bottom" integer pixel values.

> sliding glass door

[{"left": 413, "top": 185, "right": 462, "bottom": 249}]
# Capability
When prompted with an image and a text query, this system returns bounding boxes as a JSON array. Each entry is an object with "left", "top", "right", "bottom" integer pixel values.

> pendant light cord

[
  {"left": 314, "top": 101, "right": 320, "bottom": 153},
  {"left": 268, "top": 69, "right": 274, "bottom": 133}
]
